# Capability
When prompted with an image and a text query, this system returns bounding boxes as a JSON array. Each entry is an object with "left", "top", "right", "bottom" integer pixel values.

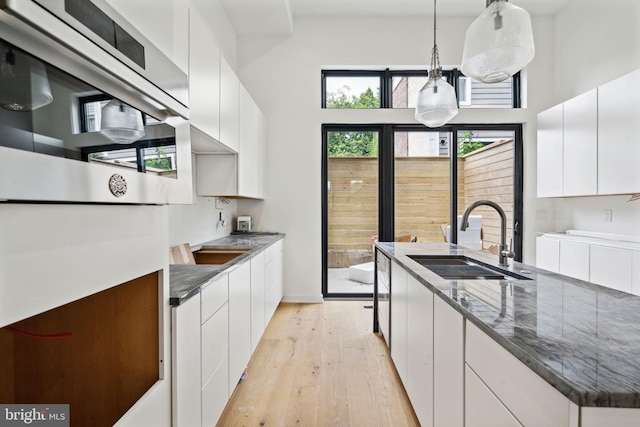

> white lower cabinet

[
  {"left": 536, "top": 236, "right": 560, "bottom": 273},
  {"left": 406, "top": 276, "right": 434, "bottom": 426},
  {"left": 559, "top": 240, "right": 590, "bottom": 281},
  {"left": 171, "top": 295, "right": 202, "bottom": 427},
  {"left": 390, "top": 261, "right": 408, "bottom": 383},
  {"left": 229, "top": 260, "right": 252, "bottom": 394},
  {"left": 590, "top": 245, "right": 633, "bottom": 293},
  {"left": 465, "top": 321, "right": 577, "bottom": 427},
  {"left": 434, "top": 296, "right": 464, "bottom": 427},
  {"left": 465, "top": 365, "right": 522, "bottom": 427},
  {"left": 264, "top": 239, "right": 284, "bottom": 324},
  {"left": 251, "top": 251, "right": 266, "bottom": 353},
  {"left": 172, "top": 238, "right": 284, "bottom": 426},
  {"left": 201, "top": 303, "right": 229, "bottom": 426}
]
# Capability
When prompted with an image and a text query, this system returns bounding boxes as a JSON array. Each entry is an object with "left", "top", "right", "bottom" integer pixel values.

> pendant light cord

[{"left": 430, "top": 0, "right": 442, "bottom": 79}]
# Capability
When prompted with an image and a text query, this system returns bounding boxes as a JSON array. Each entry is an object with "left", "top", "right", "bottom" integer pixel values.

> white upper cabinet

[
  {"left": 598, "top": 69, "right": 640, "bottom": 195},
  {"left": 563, "top": 89, "right": 598, "bottom": 196},
  {"left": 537, "top": 104, "right": 564, "bottom": 197},
  {"left": 238, "top": 84, "right": 263, "bottom": 198},
  {"left": 220, "top": 56, "right": 240, "bottom": 153},
  {"left": 537, "top": 68, "right": 640, "bottom": 197},
  {"left": 189, "top": 13, "right": 221, "bottom": 142}
]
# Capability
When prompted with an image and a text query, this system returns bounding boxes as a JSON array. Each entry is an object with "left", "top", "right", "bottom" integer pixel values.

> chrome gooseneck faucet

[{"left": 460, "top": 200, "right": 514, "bottom": 266}]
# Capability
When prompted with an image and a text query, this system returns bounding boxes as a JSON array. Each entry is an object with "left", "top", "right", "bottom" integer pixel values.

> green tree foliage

[
  {"left": 458, "top": 131, "right": 484, "bottom": 156},
  {"left": 327, "top": 86, "right": 380, "bottom": 157},
  {"left": 145, "top": 147, "right": 172, "bottom": 170}
]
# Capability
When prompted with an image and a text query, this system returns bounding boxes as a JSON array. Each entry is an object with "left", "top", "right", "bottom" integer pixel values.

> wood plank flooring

[{"left": 216, "top": 301, "right": 420, "bottom": 426}]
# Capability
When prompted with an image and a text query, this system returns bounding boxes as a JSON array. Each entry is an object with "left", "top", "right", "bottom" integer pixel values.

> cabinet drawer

[
  {"left": 465, "top": 365, "right": 522, "bottom": 427},
  {"left": 202, "top": 303, "right": 229, "bottom": 385},
  {"left": 202, "top": 354, "right": 229, "bottom": 427},
  {"left": 466, "top": 321, "right": 572, "bottom": 427},
  {"left": 201, "top": 273, "right": 229, "bottom": 324}
]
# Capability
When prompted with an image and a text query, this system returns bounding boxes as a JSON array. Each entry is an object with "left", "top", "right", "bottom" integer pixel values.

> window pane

[
  {"left": 392, "top": 75, "right": 429, "bottom": 108},
  {"left": 325, "top": 76, "right": 380, "bottom": 109},
  {"left": 327, "top": 130, "right": 379, "bottom": 295},
  {"left": 394, "top": 130, "right": 451, "bottom": 244},
  {"left": 327, "top": 131, "right": 378, "bottom": 157},
  {"left": 457, "top": 130, "right": 515, "bottom": 251},
  {"left": 460, "top": 77, "right": 513, "bottom": 108}
]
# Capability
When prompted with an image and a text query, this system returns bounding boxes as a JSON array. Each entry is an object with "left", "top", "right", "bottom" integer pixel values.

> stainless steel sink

[{"left": 407, "top": 255, "right": 531, "bottom": 281}]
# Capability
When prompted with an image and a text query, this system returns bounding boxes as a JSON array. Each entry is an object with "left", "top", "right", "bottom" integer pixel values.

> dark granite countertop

[
  {"left": 376, "top": 242, "right": 640, "bottom": 408},
  {"left": 169, "top": 233, "right": 284, "bottom": 306}
]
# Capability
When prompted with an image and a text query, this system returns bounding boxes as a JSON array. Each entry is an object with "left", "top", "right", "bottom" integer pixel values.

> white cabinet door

[
  {"left": 189, "top": 13, "right": 220, "bottom": 141},
  {"left": 228, "top": 260, "right": 252, "bottom": 393},
  {"left": 250, "top": 251, "right": 266, "bottom": 353},
  {"left": 559, "top": 240, "right": 590, "bottom": 281},
  {"left": 171, "top": 296, "right": 201, "bottom": 427},
  {"left": 433, "top": 297, "right": 464, "bottom": 427},
  {"left": 406, "top": 276, "right": 434, "bottom": 427},
  {"left": 563, "top": 89, "right": 598, "bottom": 196},
  {"left": 390, "top": 261, "right": 408, "bottom": 385},
  {"left": 238, "top": 84, "right": 262, "bottom": 198},
  {"left": 465, "top": 365, "right": 523, "bottom": 427},
  {"left": 536, "top": 236, "right": 560, "bottom": 273},
  {"left": 195, "top": 154, "right": 237, "bottom": 196},
  {"left": 265, "top": 240, "right": 284, "bottom": 325},
  {"left": 590, "top": 245, "right": 633, "bottom": 293},
  {"left": 219, "top": 56, "right": 240, "bottom": 153},
  {"left": 537, "top": 104, "right": 564, "bottom": 197},
  {"left": 598, "top": 69, "right": 640, "bottom": 195}
]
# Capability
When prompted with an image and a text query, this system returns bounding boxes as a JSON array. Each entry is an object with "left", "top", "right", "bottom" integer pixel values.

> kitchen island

[{"left": 376, "top": 242, "right": 640, "bottom": 427}]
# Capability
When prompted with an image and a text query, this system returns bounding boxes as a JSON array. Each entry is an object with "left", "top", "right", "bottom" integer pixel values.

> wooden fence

[{"left": 327, "top": 139, "right": 514, "bottom": 267}]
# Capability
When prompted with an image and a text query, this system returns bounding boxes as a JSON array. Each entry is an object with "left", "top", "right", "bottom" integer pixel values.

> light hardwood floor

[{"left": 216, "top": 301, "right": 420, "bottom": 426}]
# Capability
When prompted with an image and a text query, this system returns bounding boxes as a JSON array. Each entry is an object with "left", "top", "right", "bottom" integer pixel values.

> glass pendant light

[
  {"left": 100, "top": 99, "right": 145, "bottom": 144},
  {"left": 0, "top": 47, "right": 53, "bottom": 112},
  {"left": 461, "top": 0, "right": 534, "bottom": 83},
  {"left": 415, "top": 0, "right": 458, "bottom": 128}
]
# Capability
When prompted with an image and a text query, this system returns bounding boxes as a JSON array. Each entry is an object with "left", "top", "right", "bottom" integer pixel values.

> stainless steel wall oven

[{"left": 0, "top": 0, "right": 192, "bottom": 204}]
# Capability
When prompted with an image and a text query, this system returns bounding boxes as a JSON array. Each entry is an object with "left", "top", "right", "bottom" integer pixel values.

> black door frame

[{"left": 322, "top": 123, "right": 524, "bottom": 299}]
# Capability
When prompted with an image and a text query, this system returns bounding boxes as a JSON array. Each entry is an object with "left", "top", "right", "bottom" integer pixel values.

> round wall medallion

[{"left": 108, "top": 174, "right": 128, "bottom": 197}]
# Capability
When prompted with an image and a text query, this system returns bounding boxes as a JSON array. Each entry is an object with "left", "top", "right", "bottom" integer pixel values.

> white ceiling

[
  {"left": 221, "top": 0, "right": 572, "bottom": 36},
  {"left": 291, "top": 0, "right": 571, "bottom": 18}
]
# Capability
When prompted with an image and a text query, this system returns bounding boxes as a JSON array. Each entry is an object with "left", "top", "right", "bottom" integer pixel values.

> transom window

[{"left": 322, "top": 69, "right": 521, "bottom": 110}]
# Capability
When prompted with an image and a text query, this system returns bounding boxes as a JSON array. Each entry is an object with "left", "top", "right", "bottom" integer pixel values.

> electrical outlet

[{"left": 604, "top": 209, "right": 613, "bottom": 222}]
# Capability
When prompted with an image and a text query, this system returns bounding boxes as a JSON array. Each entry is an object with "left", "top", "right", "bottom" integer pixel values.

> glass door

[
  {"left": 323, "top": 126, "right": 380, "bottom": 298},
  {"left": 455, "top": 128, "right": 518, "bottom": 254},
  {"left": 394, "top": 129, "right": 453, "bottom": 244}
]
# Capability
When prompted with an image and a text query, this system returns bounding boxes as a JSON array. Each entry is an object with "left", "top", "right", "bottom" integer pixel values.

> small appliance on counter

[{"left": 236, "top": 216, "right": 253, "bottom": 232}]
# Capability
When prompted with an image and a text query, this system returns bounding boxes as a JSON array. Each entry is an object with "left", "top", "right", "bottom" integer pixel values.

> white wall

[
  {"left": 548, "top": 0, "right": 640, "bottom": 237},
  {"left": 169, "top": 155, "right": 237, "bottom": 247},
  {"left": 237, "top": 15, "right": 555, "bottom": 301}
]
